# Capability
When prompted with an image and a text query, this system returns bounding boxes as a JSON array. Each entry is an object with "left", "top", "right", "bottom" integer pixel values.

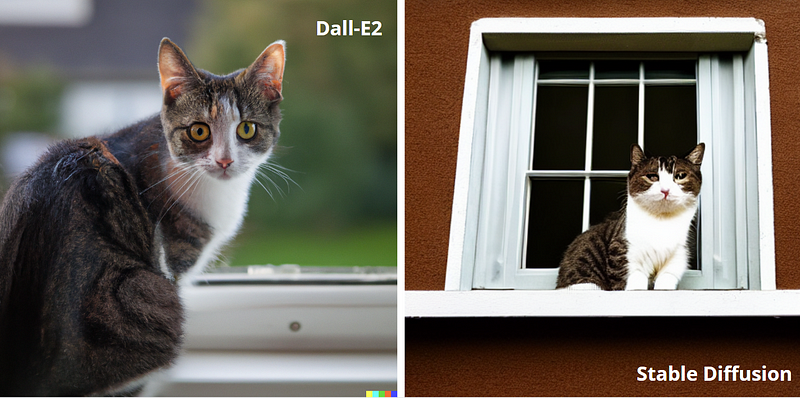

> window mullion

[
  {"left": 638, "top": 61, "right": 645, "bottom": 148},
  {"left": 581, "top": 62, "right": 595, "bottom": 232}
]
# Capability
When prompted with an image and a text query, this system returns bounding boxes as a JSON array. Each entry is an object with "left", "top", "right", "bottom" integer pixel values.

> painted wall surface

[
  {"left": 406, "top": 317, "right": 800, "bottom": 396},
  {"left": 405, "top": 0, "right": 800, "bottom": 396}
]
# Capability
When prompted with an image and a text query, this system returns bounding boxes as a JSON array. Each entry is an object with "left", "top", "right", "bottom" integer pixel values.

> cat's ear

[
  {"left": 158, "top": 38, "right": 200, "bottom": 103},
  {"left": 631, "top": 144, "right": 645, "bottom": 166},
  {"left": 685, "top": 143, "right": 705, "bottom": 165},
  {"left": 240, "top": 40, "right": 285, "bottom": 102}
]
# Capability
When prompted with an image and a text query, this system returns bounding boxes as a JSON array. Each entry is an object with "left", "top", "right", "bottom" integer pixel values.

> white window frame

[
  {"left": 143, "top": 267, "right": 398, "bottom": 395},
  {"left": 406, "top": 18, "right": 787, "bottom": 317}
]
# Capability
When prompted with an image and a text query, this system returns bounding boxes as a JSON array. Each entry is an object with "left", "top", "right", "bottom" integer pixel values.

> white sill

[
  {"left": 140, "top": 271, "right": 398, "bottom": 396},
  {"left": 405, "top": 290, "right": 800, "bottom": 317},
  {"left": 143, "top": 351, "right": 397, "bottom": 397}
]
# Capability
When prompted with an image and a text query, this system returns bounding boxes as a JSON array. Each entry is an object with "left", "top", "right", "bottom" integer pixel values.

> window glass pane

[
  {"left": 595, "top": 60, "right": 639, "bottom": 79},
  {"left": 589, "top": 178, "right": 627, "bottom": 226},
  {"left": 525, "top": 178, "right": 583, "bottom": 269},
  {"left": 532, "top": 86, "right": 588, "bottom": 170},
  {"left": 537, "top": 60, "right": 590, "bottom": 79},
  {"left": 592, "top": 86, "right": 638, "bottom": 170},
  {"left": 644, "top": 60, "right": 696, "bottom": 79},
  {"left": 644, "top": 85, "right": 697, "bottom": 156}
]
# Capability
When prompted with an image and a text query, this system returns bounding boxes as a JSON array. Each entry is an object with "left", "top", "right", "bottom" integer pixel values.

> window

[
  {"left": 521, "top": 57, "right": 700, "bottom": 288},
  {"left": 445, "top": 18, "right": 775, "bottom": 293}
]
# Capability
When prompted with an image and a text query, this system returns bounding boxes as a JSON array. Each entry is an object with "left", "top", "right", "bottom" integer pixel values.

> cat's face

[
  {"left": 157, "top": 38, "right": 285, "bottom": 181},
  {"left": 627, "top": 143, "right": 705, "bottom": 215}
]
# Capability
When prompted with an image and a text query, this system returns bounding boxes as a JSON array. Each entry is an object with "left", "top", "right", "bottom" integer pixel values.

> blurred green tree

[{"left": 187, "top": 0, "right": 397, "bottom": 266}]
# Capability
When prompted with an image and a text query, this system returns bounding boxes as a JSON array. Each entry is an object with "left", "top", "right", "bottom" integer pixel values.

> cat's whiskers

[
  {"left": 155, "top": 165, "right": 204, "bottom": 225},
  {"left": 253, "top": 172, "right": 277, "bottom": 200},
  {"left": 253, "top": 161, "right": 301, "bottom": 200},
  {"left": 175, "top": 166, "right": 210, "bottom": 218},
  {"left": 143, "top": 164, "right": 194, "bottom": 212},
  {"left": 140, "top": 163, "right": 192, "bottom": 195}
]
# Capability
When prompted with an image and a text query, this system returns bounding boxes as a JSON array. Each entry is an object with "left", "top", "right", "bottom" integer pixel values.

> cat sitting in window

[
  {"left": 556, "top": 143, "right": 705, "bottom": 291},
  {"left": 0, "top": 38, "right": 285, "bottom": 395}
]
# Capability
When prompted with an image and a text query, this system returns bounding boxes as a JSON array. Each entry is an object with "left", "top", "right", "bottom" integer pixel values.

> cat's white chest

[
  {"left": 195, "top": 173, "right": 253, "bottom": 233},
  {"left": 179, "top": 171, "right": 256, "bottom": 281},
  {"left": 625, "top": 199, "right": 696, "bottom": 273}
]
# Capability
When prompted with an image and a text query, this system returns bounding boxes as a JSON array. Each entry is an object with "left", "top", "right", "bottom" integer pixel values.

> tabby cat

[
  {"left": 556, "top": 143, "right": 705, "bottom": 291},
  {"left": 0, "top": 38, "right": 285, "bottom": 395}
]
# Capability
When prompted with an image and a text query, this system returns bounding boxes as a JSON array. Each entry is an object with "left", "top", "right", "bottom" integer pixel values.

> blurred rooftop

[{"left": 0, "top": 0, "right": 198, "bottom": 79}]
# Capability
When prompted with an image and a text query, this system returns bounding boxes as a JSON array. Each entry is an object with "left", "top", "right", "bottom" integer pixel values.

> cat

[
  {"left": 555, "top": 143, "right": 705, "bottom": 291},
  {"left": 0, "top": 37, "right": 285, "bottom": 395}
]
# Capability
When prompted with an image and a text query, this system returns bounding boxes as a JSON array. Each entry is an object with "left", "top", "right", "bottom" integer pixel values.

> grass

[{"left": 223, "top": 221, "right": 397, "bottom": 267}]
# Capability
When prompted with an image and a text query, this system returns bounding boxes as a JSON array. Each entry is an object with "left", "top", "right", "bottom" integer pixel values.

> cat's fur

[
  {"left": 556, "top": 143, "right": 705, "bottom": 291},
  {"left": 0, "top": 38, "right": 285, "bottom": 395}
]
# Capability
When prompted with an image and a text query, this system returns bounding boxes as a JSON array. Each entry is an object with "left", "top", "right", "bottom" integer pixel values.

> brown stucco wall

[
  {"left": 405, "top": 0, "right": 800, "bottom": 396},
  {"left": 406, "top": 317, "right": 800, "bottom": 396}
]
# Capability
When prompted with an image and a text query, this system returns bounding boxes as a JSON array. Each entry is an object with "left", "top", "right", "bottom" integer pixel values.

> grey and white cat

[
  {"left": 0, "top": 38, "right": 285, "bottom": 395},
  {"left": 556, "top": 143, "right": 705, "bottom": 291}
]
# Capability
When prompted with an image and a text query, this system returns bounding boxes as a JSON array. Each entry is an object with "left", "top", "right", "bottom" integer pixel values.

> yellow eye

[
  {"left": 189, "top": 123, "right": 210, "bottom": 142},
  {"left": 237, "top": 121, "right": 257, "bottom": 140}
]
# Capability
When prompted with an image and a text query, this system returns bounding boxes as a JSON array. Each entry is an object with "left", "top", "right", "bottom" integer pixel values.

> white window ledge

[
  {"left": 406, "top": 290, "right": 800, "bottom": 317},
  {"left": 140, "top": 271, "right": 398, "bottom": 396},
  {"left": 143, "top": 351, "right": 396, "bottom": 396}
]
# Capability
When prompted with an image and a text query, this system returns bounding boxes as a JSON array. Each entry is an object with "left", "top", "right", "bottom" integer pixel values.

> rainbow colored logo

[{"left": 366, "top": 391, "right": 397, "bottom": 397}]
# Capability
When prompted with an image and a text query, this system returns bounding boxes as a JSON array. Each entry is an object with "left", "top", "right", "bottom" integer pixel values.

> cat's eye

[
  {"left": 646, "top": 174, "right": 659, "bottom": 182},
  {"left": 675, "top": 172, "right": 688, "bottom": 180},
  {"left": 188, "top": 123, "right": 210, "bottom": 142},
  {"left": 237, "top": 121, "right": 257, "bottom": 140}
]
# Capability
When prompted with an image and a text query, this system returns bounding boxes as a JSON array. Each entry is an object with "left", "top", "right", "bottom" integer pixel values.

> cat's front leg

[
  {"left": 652, "top": 250, "right": 689, "bottom": 290},
  {"left": 625, "top": 266, "right": 649, "bottom": 290}
]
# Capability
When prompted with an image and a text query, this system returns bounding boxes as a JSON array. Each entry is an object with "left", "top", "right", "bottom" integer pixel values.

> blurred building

[{"left": 0, "top": 0, "right": 198, "bottom": 175}]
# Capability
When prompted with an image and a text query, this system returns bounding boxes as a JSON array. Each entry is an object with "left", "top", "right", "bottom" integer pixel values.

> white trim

[
  {"left": 471, "top": 17, "right": 765, "bottom": 36},
  {"left": 406, "top": 290, "right": 800, "bottom": 317},
  {"left": 445, "top": 22, "right": 488, "bottom": 290},
  {"left": 581, "top": 64, "right": 596, "bottom": 232},
  {"left": 638, "top": 62, "right": 646, "bottom": 148},
  {"left": 474, "top": 17, "right": 765, "bottom": 53},
  {"left": 752, "top": 35, "right": 776, "bottom": 290},
  {"left": 143, "top": 351, "right": 396, "bottom": 396}
]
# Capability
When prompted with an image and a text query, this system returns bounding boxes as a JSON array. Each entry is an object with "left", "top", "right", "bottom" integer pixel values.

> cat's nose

[
  {"left": 217, "top": 159, "right": 234, "bottom": 169},
  {"left": 661, "top": 187, "right": 670, "bottom": 199}
]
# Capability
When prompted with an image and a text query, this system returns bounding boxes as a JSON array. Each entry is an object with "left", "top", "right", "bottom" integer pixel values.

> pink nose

[
  {"left": 661, "top": 187, "right": 670, "bottom": 199},
  {"left": 217, "top": 159, "right": 234, "bottom": 169}
]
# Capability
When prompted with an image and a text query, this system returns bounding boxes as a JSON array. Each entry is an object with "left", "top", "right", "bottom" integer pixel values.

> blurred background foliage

[
  {"left": 0, "top": 71, "right": 63, "bottom": 136},
  {"left": 0, "top": 0, "right": 397, "bottom": 267}
]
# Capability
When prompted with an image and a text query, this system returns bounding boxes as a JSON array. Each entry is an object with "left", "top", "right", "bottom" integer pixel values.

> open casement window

[{"left": 445, "top": 18, "right": 775, "bottom": 292}]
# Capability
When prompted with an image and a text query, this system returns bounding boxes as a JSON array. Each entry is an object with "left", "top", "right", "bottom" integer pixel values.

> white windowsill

[
  {"left": 405, "top": 290, "right": 800, "bottom": 317},
  {"left": 141, "top": 271, "right": 398, "bottom": 396},
  {"left": 144, "top": 351, "right": 397, "bottom": 397}
]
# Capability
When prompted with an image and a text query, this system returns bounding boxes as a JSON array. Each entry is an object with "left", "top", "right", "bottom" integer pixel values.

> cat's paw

[
  {"left": 653, "top": 273, "right": 680, "bottom": 290},
  {"left": 624, "top": 271, "right": 649, "bottom": 290},
  {"left": 561, "top": 283, "right": 603, "bottom": 290}
]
